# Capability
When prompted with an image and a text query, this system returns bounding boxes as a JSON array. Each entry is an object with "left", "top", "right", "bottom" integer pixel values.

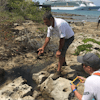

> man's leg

[
  {"left": 97, "top": 21, "right": 100, "bottom": 29},
  {"left": 57, "top": 56, "right": 65, "bottom": 72},
  {"left": 52, "top": 36, "right": 74, "bottom": 80},
  {"left": 97, "top": 23, "right": 99, "bottom": 29}
]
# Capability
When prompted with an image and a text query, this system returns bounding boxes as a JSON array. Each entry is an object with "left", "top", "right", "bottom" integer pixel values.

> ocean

[{"left": 51, "top": 10, "right": 100, "bottom": 22}]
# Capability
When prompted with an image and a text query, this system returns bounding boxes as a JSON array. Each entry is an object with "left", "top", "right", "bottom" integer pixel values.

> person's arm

[
  {"left": 42, "top": 37, "right": 50, "bottom": 49},
  {"left": 71, "top": 85, "right": 82, "bottom": 100},
  {"left": 38, "top": 37, "right": 50, "bottom": 55},
  {"left": 74, "top": 90, "right": 82, "bottom": 100},
  {"left": 56, "top": 38, "right": 65, "bottom": 57},
  {"left": 70, "top": 76, "right": 86, "bottom": 100},
  {"left": 58, "top": 38, "right": 65, "bottom": 51}
]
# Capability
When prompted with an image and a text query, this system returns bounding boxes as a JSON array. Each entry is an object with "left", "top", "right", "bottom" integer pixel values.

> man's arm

[
  {"left": 38, "top": 37, "right": 50, "bottom": 55},
  {"left": 42, "top": 37, "right": 50, "bottom": 49},
  {"left": 56, "top": 38, "right": 65, "bottom": 57},
  {"left": 58, "top": 38, "right": 65, "bottom": 51}
]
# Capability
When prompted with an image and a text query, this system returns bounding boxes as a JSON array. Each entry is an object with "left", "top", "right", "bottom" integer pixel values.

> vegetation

[
  {"left": 0, "top": 0, "right": 46, "bottom": 25},
  {"left": 0, "top": 0, "right": 47, "bottom": 42},
  {"left": 74, "top": 38, "right": 100, "bottom": 56},
  {"left": 83, "top": 38, "right": 100, "bottom": 45},
  {"left": 74, "top": 44, "right": 92, "bottom": 55}
]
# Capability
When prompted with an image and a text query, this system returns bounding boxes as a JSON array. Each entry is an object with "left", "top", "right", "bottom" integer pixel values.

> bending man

[{"left": 38, "top": 12, "right": 74, "bottom": 80}]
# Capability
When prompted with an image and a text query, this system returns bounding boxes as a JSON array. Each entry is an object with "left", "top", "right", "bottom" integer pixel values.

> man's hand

[
  {"left": 37, "top": 47, "right": 44, "bottom": 56},
  {"left": 56, "top": 50, "right": 61, "bottom": 58}
]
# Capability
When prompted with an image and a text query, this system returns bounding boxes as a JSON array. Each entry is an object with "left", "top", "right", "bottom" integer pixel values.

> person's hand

[
  {"left": 71, "top": 85, "right": 76, "bottom": 90},
  {"left": 56, "top": 50, "right": 61, "bottom": 58},
  {"left": 37, "top": 47, "right": 44, "bottom": 56},
  {"left": 77, "top": 76, "right": 86, "bottom": 83}
]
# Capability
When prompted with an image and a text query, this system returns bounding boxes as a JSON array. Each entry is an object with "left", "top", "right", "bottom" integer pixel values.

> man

[
  {"left": 97, "top": 16, "right": 100, "bottom": 29},
  {"left": 71, "top": 53, "right": 100, "bottom": 100},
  {"left": 38, "top": 12, "right": 74, "bottom": 80}
]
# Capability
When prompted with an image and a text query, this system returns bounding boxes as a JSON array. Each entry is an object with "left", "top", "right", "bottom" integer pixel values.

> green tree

[{"left": 6, "top": 0, "right": 45, "bottom": 22}]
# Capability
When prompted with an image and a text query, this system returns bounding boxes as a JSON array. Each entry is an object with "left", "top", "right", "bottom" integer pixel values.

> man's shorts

[
  {"left": 98, "top": 20, "right": 100, "bottom": 23},
  {"left": 61, "top": 36, "right": 74, "bottom": 57}
]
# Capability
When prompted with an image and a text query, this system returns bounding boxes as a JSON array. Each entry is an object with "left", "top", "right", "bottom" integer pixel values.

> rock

[
  {"left": 0, "top": 77, "right": 33, "bottom": 100},
  {"left": 40, "top": 77, "right": 72, "bottom": 100},
  {"left": 14, "top": 23, "right": 20, "bottom": 26},
  {"left": 32, "top": 90, "right": 41, "bottom": 99},
  {"left": 32, "top": 71, "right": 50, "bottom": 84},
  {"left": 22, "top": 96, "right": 35, "bottom": 100},
  {"left": 74, "top": 22, "right": 84, "bottom": 26},
  {"left": 14, "top": 26, "right": 25, "bottom": 30},
  {"left": 0, "top": 68, "right": 5, "bottom": 75},
  {"left": 15, "top": 35, "right": 27, "bottom": 42},
  {"left": 25, "top": 53, "right": 36, "bottom": 59}
]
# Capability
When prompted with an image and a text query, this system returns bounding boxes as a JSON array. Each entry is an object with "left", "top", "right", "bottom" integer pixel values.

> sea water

[{"left": 51, "top": 10, "right": 100, "bottom": 22}]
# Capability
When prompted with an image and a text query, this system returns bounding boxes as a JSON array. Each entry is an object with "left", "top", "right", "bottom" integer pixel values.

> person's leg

[
  {"left": 57, "top": 56, "right": 65, "bottom": 72},
  {"left": 52, "top": 36, "right": 74, "bottom": 80},
  {"left": 98, "top": 22, "right": 100, "bottom": 26},
  {"left": 97, "top": 20, "right": 100, "bottom": 29},
  {"left": 97, "top": 23, "right": 99, "bottom": 29},
  {"left": 60, "top": 36, "right": 74, "bottom": 66}
]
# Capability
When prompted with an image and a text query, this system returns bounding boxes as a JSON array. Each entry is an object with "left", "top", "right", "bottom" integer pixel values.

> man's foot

[
  {"left": 52, "top": 71, "right": 61, "bottom": 80},
  {"left": 62, "top": 62, "right": 67, "bottom": 66}
]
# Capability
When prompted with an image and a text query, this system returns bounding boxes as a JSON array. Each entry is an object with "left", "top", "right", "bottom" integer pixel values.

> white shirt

[
  {"left": 47, "top": 17, "right": 74, "bottom": 39},
  {"left": 82, "top": 70, "right": 100, "bottom": 100}
]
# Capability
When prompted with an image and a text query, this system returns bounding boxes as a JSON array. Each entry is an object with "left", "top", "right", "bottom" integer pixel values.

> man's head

[
  {"left": 77, "top": 53, "right": 100, "bottom": 74},
  {"left": 43, "top": 12, "right": 54, "bottom": 27}
]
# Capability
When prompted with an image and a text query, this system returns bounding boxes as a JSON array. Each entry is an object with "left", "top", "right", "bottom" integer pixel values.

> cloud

[{"left": 90, "top": 0, "right": 100, "bottom": 6}]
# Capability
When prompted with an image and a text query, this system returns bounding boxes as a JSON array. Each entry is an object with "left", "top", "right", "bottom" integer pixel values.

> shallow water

[{"left": 52, "top": 10, "right": 100, "bottom": 22}]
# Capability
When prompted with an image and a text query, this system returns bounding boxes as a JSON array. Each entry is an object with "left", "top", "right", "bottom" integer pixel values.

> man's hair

[{"left": 43, "top": 12, "right": 53, "bottom": 20}]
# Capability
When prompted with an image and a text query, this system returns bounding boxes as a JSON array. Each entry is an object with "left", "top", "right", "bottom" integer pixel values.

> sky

[{"left": 32, "top": 0, "right": 100, "bottom": 6}]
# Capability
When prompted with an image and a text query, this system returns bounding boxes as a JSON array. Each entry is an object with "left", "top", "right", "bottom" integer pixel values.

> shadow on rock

[
  {"left": 3, "top": 65, "right": 36, "bottom": 90},
  {"left": 63, "top": 71, "right": 77, "bottom": 80},
  {"left": 70, "top": 64, "right": 89, "bottom": 78}
]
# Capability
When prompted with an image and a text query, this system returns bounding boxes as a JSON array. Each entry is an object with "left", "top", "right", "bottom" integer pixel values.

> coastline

[
  {"left": 52, "top": 11, "right": 99, "bottom": 23},
  {"left": 52, "top": 12, "right": 85, "bottom": 23}
]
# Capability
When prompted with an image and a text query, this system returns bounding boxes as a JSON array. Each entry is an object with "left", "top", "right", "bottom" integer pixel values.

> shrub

[
  {"left": 7, "top": 0, "right": 45, "bottom": 22},
  {"left": 0, "top": 0, "right": 46, "bottom": 24}
]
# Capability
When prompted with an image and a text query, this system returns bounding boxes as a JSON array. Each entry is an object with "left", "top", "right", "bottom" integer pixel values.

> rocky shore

[{"left": 0, "top": 13, "right": 100, "bottom": 100}]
